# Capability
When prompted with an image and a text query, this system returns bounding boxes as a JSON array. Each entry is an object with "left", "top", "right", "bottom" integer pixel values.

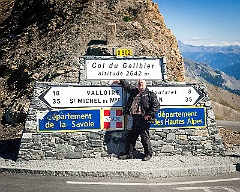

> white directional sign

[
  {"left": 85, "top": 58, "right": 162, "bottom": 80},
  {"left": 39, "top": 86, "right": 123, "bottom": 108},
  {"left": 148, "top": 86, "right": 202, "bottom": 106}
]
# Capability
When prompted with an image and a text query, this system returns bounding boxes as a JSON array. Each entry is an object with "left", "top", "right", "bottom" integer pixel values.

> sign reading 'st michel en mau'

[{"left": 39, "top": 86, "right": 123, "bottom": 108}]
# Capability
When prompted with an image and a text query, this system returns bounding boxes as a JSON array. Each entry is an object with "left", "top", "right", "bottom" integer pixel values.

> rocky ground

[{"left": 219, "top": 127, "right": 240, "bottom": 151}]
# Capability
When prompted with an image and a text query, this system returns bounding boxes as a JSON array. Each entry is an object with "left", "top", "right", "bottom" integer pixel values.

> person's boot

[
  {"left": 142, "top": 154, "right": 152, "bottom": 161},
  {"left": 118, "top": 153, "right": 133, "bottom": 160},
  {"left": 142, "top": 139, "right": 153, "bottom": 161},
  {"left": 119, "top": 144, "right": 134, "bottom": 160}
]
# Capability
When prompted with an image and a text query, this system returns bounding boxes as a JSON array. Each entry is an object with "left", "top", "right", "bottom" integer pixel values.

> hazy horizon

[{"left": 154, "top": 0, "right": 240, "bottom": 47}]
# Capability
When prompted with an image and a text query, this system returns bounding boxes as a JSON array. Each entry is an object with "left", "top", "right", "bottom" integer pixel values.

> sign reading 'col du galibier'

[{"left": 85, "top": 57, "right": 163, "bottom": 80}]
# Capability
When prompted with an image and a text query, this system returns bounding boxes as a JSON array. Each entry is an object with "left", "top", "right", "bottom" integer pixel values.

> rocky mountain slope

[
  {"left": 206, "top": 84, "right": 240, "bottom": 122},
  {"left": 184, "top": 59, "right": 240, "bottom": 121},
  {"left": 0, "top": 0, "right": 184, "bottom": 139},
  {"left": 184, "top": 58, "right": 240, "bottom": 96}
]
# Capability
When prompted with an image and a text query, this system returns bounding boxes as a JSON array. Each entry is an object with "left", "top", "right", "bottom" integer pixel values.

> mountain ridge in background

[
  {"left": 184, "top": 58, "right": 240, "bottom": 96},
  {"left": 178, "top": 40, "right": 240, "bottom": 80},
  {"left": 184, "top": 58, "right": 240, "bottom": 121},
  {"left": 180, "top": 40, "right": 240, "bottom": 120}
]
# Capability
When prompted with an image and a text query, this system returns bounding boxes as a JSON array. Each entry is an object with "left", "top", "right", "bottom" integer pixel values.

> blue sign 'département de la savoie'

[
  {"left": 151, "top": 107, "right": 206, "bottom": 128},
  {"left": 38, "top": 109, "right": 101, "bottom": 132},
  {"left": 38, "top": 107, "right": 206, "bottom": 132}
]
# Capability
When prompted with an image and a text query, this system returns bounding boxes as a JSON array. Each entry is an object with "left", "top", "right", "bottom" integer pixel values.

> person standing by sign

[{"left": 114, "top": 79, "right": 160, "bottom": 161}]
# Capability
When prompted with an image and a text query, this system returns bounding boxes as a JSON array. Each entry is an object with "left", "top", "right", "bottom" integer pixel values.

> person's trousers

[{"left": 125, "top": 115, "right": 153, "bottom": 156}]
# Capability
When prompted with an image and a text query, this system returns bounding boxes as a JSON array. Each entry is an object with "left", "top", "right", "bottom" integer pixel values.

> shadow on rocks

[
  {"left": 0, "top": 138, "right": 21, "bottom": 161},
  {"left": 236, "top": 164, "right": 240, "bottom": 171},
  {"left": 226, "top": 154, "right": 240, "bottom": 171}
]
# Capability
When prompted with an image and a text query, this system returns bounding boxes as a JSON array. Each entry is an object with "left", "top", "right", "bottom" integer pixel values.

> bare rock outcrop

[{"left": 0, "top": 0, "right": 184, "bottom": 138}]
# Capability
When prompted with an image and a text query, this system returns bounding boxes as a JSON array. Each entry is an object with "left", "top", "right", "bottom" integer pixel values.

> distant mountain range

[
  {"left": 184, "top": 58, "right": 240, "bottom": 96},
  {"left": 178, "top": 41, "right": 240, "bottom": 80}
]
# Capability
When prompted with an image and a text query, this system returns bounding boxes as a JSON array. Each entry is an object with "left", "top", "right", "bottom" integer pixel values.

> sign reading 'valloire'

[
  {"left": 85, "top": 58, "right": 162, "bottom": 80},
  {"left": 39, "top": 86, "right": 123, "bottom": 108},
  {"left": 39, "top": 85, "right": 203, "bottom": 108}
]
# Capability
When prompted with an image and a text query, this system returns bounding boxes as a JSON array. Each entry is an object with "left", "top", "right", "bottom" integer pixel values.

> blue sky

[{"left": 153, "top": 0, "right": 240, "bottom": 46}]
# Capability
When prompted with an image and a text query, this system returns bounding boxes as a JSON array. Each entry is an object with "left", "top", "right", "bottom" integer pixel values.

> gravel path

[{"left": 1, "top": 155, "right": 239, "bottom": 178}]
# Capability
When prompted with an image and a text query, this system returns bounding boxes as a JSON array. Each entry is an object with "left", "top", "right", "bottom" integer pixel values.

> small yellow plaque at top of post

[{"left": 114, "top": 48, "right": 134, "bottom": 56}]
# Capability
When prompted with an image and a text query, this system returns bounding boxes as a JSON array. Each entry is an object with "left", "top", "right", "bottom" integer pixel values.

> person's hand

[
  {"left": 113, "top": 80, "right": 120, "bottom": 84},
  {"left": 144, "top": 115, "right": 151, "bottom": 121}
]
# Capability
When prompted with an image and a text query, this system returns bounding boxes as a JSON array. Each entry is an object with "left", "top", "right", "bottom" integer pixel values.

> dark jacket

[{"left": 119, "top": 80, "right": 160, "bottom": 122}]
